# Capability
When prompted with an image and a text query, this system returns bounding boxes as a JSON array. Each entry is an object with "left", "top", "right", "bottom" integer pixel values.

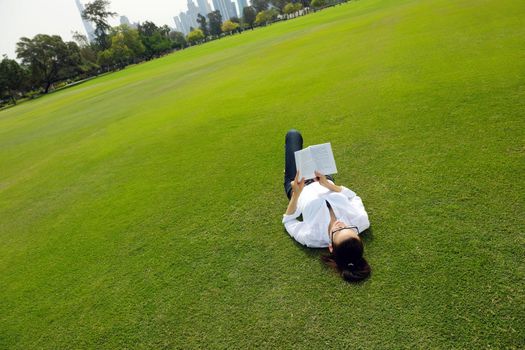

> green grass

[{"left": 1, "top": 0, "right": 524, "bottom": 348}]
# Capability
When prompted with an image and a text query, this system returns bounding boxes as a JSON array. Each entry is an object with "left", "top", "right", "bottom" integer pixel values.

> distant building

[
  {"left": 196, "top": 0, "right": 212, "bottom": 15},
  {"left": 178, "top": 11, "right": 192, "bottom": 34},
  {"left": 119, "top": 16, "right": 138, "bottom": 28},
  {"left": 212, "top": 0, "right": 236, "bottom": 20},
  {"left": 120, "top": 16, "right": 131, "bottom": 26},
  {"left": 187, "top": 0, "right": 200, "bottom": 22},
  {"left": 173, "top": 16, "right": 184, "bottom": 33},
  {"left": 74, "top": 0, "right": 96, "bottom": 42},
  {"left": 237, "top": 0, "right": 248, "bottom": 14},
  {"left": 229, "top": 0, "right": 238, "bottom": 18},
  {"left": 174, "top": 0, "right": 210, "bottom": 35}
]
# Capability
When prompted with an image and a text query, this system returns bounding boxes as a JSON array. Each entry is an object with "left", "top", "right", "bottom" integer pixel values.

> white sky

[{"left": 0, "top": 0, "right": 192, "bottom": 59}]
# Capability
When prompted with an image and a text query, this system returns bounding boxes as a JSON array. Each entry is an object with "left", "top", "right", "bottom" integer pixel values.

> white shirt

[{"left": 282, "top": 181, "right": 370, "bottom": 248}]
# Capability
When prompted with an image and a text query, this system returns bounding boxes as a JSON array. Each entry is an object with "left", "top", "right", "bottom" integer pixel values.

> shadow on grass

[{"left": 361, "top": 226, "right": 374, "bottom": 244}]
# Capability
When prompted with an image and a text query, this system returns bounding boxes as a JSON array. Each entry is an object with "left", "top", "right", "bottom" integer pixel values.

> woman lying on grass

[{"left": 282, "top": 129, "right": 371, "bottom": 282}]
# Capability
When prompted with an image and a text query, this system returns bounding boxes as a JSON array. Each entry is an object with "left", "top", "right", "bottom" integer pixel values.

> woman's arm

[
  {"left": 314, "top": 171, "right": 342, "bottom": 192},
  {"left": 285, "top": 191, "right": 300, "bottom": 215},
  {"left": 282, "top": 172, "right": 329, "bottom": 247},
  {"left": 285, "top": 172, "right": 305, "bottom": 215}
]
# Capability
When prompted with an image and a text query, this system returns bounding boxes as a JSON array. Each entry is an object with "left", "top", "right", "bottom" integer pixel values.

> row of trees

[
  {"left": 1, "top": 0, "right": 344, "bottom": 106},
  {"left": 185, "top": 0, "right": 312, "bottom": 45},
  {"left": 1, "top": 34, "right": 83, "bottom": 101},
  {"left": 0, "top": 0, "right": 189, "bottom": 105}
]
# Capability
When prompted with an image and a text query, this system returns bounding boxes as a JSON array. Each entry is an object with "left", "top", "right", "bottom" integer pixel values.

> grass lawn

[{"left": 1, "top": 0, "right": 524, "bottom": 348}]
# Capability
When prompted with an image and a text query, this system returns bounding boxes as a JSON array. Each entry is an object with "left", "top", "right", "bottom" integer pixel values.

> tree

[
  {"left": 196, "top": 14, "right": 209, "bottom": 39},
  {"left": 207, "top": 10, "right": 223, "bottom": 37},
  {"left": 186, "top": 29, "right": 205, "bottom": 45},
  {"left": 251, "top": 0, "right": 270, "bottom": 13},
  {"left": 96, "top": 49, "right": 115, "bottom": 70},
  {"left": 255, "top": 11, "right": 268, "bottom": 26},
  {"left": 112, "top": 25, "right": 145, "bottom": 59},
  {"left": 310, "top": 0, "right": 326, "bottom": 7},
  {"left": 284, "top": 2, "right": 303, "bottom": 14},
  {"left": 98, "top": 25, "right": 145, "bottom": 69},
  {"left": 72, "top": 31, "right": 99, "bottom": 76},
  {"left": 16, "top": 34, "right": 81, "bottom": 93},
  {"left": 299, "top": 0, "right": 310, "bottom": 7},
  {"left": 230, "top": 16, "right": 242, "bottom": 31},
  {"left": 82, "top": 0, "right": 117, "bottom": 49},
  {"left": 99, "top": 42, "right": 132, "bottom": 70},
  {"left": 221, "top": 20, "right": 240, "bottom": 35},
  {"left": 0, "top": 56, "right": 27, "bottom": 105},
  {"left": 138, "top": 21, "right": 172, "bottom": 59},
  {"left": 153, "top": 31, "right": 172, "bottom": 53},
  {"left": 270, "top": 0, "right": 288, "bottom": 12},
  {"left": 138, "top": 21, "right": 159, "bottom": 37},
  {"left": 169, "top": 31, "right": 187, "bottom": 49},
  {"left": 267, "top": 8, "right": 280, "bottom": 20},
  {"left": 160, "top": 25, "right": 172, "bottom": 38},
  {"left": 243, "top": 6, "right": 257, "bottom": 29},
  {"left": 72, "top": 31, "right": 90, "bottom": 48}
]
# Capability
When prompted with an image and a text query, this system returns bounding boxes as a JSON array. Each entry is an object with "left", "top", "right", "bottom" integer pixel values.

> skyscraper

[
  {"left": 212, "top": 0, "right": 231, "bottom": 20},
  {"left": 174, "top": 0, "right": 207, "bottom": 35},
  {"left": 120, "top": 16, "right": 138, "bottom": 29},
  {"left": 187, "top": 0, "right": 200, "bottom": 23},
  {"left": 120, "top": 16, "right": 130, "bottom": 26},
  {"left": 237, "top": 0, "right": 248, "bottom": 14},
  {"left": 173, "top": 16, "right": 184, "bottom": 33},
  {"left": 229, "top": 1, "right": 238, "bottom": 18},
  {"left": 74, "top": 0, "right": 96, "bottom": 42},
  {"left": 179, "top": 12, "right": 192, "bottom": 34},
  {"left": 196, "top": 0, "right": 212, "bottom": 16}
]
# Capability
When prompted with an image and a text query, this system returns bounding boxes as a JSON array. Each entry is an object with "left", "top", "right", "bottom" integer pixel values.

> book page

[
  {"left": 294, "top": 147, "right": 317, "bottom": 180},
  {"left": 310, "top": 143, "right": 338, "bottom": 176}
]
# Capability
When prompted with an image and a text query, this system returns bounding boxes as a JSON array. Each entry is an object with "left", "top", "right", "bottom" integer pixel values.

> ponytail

[
  {"left": 321, "top": 237, "right": 371, "bottom": 283},
  {"left": 340, "top": 257, "right": 371, "bottom": 282}
]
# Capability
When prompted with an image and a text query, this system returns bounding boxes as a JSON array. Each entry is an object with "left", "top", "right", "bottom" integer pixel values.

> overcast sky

[{"left": 0, "top": 0, "right": 194, "bottom": 59}]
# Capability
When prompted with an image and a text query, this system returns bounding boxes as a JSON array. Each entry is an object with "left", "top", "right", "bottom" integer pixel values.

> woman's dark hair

[{"left": 322, "top": 237, "right": 371, "bottom": 282}]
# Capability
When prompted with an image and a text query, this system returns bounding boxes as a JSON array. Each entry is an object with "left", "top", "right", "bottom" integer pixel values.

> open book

[{"left": 294, "top": 143, "right": 338, "bottom": 180}]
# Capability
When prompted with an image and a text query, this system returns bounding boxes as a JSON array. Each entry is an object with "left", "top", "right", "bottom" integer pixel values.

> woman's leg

[{"left": 284, "top": 129, "right": 303, "bottom": 200}]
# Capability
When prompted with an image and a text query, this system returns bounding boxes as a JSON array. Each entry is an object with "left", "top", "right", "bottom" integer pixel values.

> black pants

[{"left": 283, "top": 129, "right": 334, "bottom": 200}]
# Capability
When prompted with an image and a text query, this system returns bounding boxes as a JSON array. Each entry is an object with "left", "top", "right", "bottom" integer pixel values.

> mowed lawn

[{"left": 1, "top": 0, "right": 524, "bottom": 348}]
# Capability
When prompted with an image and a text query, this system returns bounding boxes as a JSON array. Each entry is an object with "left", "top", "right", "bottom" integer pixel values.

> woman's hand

[
  {"left": 315, "top": 170, "right": 342, "bottom": 192},
  {"left": 285, "top": 172, "right": 304, "bottom": 215},
  {"left": 314, "top": 170, "right": 329, "bottom": 187},
  {"left": 291, "top": 172, "right": 305, "bottom": 194}
]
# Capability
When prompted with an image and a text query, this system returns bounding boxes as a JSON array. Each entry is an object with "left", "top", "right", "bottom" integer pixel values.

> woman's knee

[{"left": 286, "top": 129, "right": 302, "bottom": 142}]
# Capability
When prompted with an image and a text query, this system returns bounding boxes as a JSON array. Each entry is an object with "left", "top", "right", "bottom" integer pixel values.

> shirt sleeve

[
  {"left": 348, "top": 195, "right": 370, "bottom": 234},
  {"left": 340, "top": 186, "right": 356, "bottom": 199},
  {"left": 337, "top": 185, "right": 370, "bottom": 234},
  {"left": 282, "top": 212, "right": 328, "bottom": 248}
]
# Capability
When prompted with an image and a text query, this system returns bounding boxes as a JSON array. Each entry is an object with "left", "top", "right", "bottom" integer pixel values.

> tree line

[{"left": 1, "top": 0, "right": 347, "bottom": 107}]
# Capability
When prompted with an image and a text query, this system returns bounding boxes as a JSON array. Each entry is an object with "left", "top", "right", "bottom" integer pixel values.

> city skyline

[
  {"left": 1, "top": 0, "right": 251, "bottom": 58},
  {"left": 0, "top": 0, "right": 204, "bottom": 59},
  {"left": 174, "top": 0, "right": 243, "bottom": 34}
]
